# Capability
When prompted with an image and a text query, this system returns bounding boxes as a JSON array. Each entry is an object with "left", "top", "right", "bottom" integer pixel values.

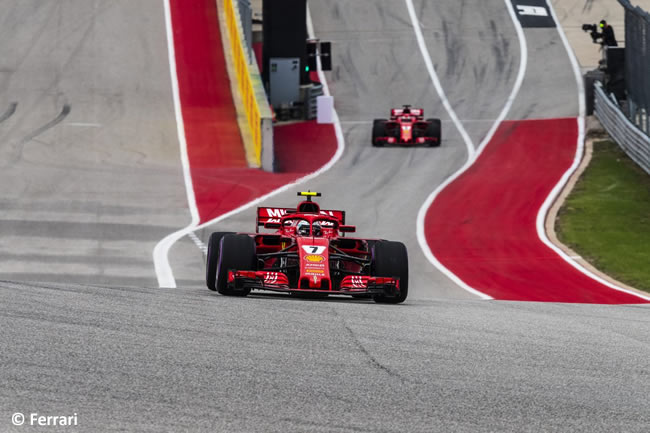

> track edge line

[
  {"left": 537, "top": 1, "right": 650, "bottom": 302},
  {"left": 411, "top": 0, "right": 528, "bottom": 300},
  {"left": 153, "top": 0, "right": 202, "bottom": 288}
]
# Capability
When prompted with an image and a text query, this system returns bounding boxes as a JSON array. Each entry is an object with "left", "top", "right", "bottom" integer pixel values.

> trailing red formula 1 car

[
  {"left": 206, "top": 191, "right": 408, "bottom": 303},
  {"left": 372, "top": 105, "right": 441, "bottom": 147}
]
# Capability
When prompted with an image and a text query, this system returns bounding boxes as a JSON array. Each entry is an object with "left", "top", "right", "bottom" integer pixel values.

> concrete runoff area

[{"left": 0, "top": 1, "right": 189, "bottom": 287}]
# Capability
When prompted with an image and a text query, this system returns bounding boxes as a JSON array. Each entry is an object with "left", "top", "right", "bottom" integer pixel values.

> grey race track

[
  {"left": 2, "top": 281, "right": 650, "bottom": 432},
  {"left": 2, "top": 1, "right": 649, "bottom": 432}
]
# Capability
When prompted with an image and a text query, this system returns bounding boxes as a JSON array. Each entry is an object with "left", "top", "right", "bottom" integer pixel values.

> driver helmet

[
  {"left": 296, "top": 220, "right": 310, "bottom": 236},
  {"left": 600, "top": 20, "right": 606, "bottom": 28}
]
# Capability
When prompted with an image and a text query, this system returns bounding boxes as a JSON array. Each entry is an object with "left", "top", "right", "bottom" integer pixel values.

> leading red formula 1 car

[
  {"left": 206, "top": 192, "right": 408, "bottom": 303},
  {"left": 372, "top": 105, "right": 441, "bottom": 147}
]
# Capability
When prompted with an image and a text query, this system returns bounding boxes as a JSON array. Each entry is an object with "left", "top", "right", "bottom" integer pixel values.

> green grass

[{"left": 556, "top": 140, "right": 650, "bottom": 293}]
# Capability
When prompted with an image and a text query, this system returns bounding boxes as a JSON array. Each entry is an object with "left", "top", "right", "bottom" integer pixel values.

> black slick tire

[
  {"left": 206, "top": 232, "right": 234, "bottom": 291},
  {"left": 372, "top": 119, "right": 386, "bottom": 146},
  {"left": 216, "top": 234, "right": 256, "bottom": 296},
  {"left": 372, "top": 241, "right": 408, "bottom": 304}
]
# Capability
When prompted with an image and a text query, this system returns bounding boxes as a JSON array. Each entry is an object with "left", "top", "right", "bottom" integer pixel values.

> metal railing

[{"left": 594, "top": 81, "right": 650, "bottom": 175}]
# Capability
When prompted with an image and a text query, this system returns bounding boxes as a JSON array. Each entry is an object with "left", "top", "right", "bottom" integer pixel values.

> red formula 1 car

[
  {"left": 372, "top": 105, "right": 441, "bottom": 147},
  {"left": 206, "top": 192, "right": 408, "bottom": 303}
]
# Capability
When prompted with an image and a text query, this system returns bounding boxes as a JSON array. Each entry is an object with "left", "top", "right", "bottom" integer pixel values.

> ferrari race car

[
  {"left": 372, "top": 105, "right": 441, "bottom": 147},
  {"left": 206, "top": 191, "right": 408, "bottom": 303}
]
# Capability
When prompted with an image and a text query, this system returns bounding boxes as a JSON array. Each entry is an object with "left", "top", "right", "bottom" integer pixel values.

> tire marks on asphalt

[
  {"left": 21, "top": 103, "right": 71, "bottom": 144},
  {"left": 0, "top": 102, "right": 18, "bottom": 124}
]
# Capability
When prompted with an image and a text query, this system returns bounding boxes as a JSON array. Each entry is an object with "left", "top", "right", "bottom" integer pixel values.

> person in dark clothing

[{"left": 594, "top": 20, "right": 618, "bottom": 47}]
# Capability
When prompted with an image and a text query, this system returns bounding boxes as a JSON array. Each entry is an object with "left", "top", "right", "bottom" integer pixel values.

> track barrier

[
  {"left": 594, "top": 81, "right": 650, "bottom": 174},
  {"left": 223, "top": 0, "right": 274, "bottom": 170}
]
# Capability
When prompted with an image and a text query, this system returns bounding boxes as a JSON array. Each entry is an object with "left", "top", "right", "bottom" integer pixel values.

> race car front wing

[
  {"left": 227, "top": 270, "right": 400, "bottom": 296},
  {"left": 375, "top": 136, "right": 439, "bottom": 145}
]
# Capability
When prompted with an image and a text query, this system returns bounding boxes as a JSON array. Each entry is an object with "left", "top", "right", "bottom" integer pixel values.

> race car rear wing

[{"left": 256, "top": 207, "right": 346, "bottom": 232}]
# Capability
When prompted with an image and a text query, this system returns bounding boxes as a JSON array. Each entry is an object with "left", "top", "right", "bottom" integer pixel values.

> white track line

[
  {"left": 65, "top": 122, "right": 102, "bottom": 128},
  {"left": 154, "top": 0, "right": 201, "bottom": 288},
  {"left": 409, "top": 0, "right": 528, "bottom": 300},
  {"left": 404, "top": 0, "right": 474, "bottom": 160},
  {"left": 153, "top": 2, "right": 345, "bottom": 288},
  {"left": 538, "top": 1, "right": 650, "bottom": 301}
]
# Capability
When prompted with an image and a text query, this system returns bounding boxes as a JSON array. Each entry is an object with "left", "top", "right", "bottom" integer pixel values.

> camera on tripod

[{"left": 582, "top": 23, "right": 601, "bottom": 44}]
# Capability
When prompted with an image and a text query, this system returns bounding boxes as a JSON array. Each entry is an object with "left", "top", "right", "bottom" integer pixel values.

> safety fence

[
  {"left": 594, "top": 81, "right": 650, "bottom": 175},
  {"left": 618, "top": 0, "right": 650, "bottom": 137},
  {"left": 224, "top": 0, "right": 273, "bottom": 170}
]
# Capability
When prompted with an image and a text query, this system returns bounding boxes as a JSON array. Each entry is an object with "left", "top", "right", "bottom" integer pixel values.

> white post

[{"left": 316, "top": 95, "right": 334, "bottom": 124}]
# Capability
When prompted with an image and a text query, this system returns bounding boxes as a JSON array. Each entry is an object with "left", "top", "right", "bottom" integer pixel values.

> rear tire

[
  {"left": 206, "top": 232, "right": 234, "bottom": 291},
  {"left": 425, "top": 118, "right": 441, "bottom": 147},
  {"left": 216, "top": 234, "right": 256, "bottom": 296},
  {"left": 372, "top": 119, "right": 386, "bottom": 146},
  {"left": 372, "top": 241, "right": 408, "bottom": 304}
]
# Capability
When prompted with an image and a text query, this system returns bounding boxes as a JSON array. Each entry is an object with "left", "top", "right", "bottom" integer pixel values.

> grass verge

[{"left": 556, "top": 140, "right": 650, "bottom": 293}]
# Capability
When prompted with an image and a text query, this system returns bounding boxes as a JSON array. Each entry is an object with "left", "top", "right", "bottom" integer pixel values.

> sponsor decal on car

[
  {"left": 305, "top": 269, "right": 325, "bottom": 276},
  {"left": 305, "top": 262, "right": 325, "bottom": 269},
  {"left": 264, "top": 272, "right": 280, "bottom": 284},
  {"left": 265, "top": 208, "right": 288, "bottom": 217},
  {"left": 302, "top": 245, "right": 326, "bottom": 255},
  {"left": 304, "top": 254, "right": 325, "bottom": 263}
]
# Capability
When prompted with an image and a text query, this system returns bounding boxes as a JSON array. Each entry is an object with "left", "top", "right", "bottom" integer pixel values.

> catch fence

[{"left": 618, "top": 0, "right": 650, "bottom": 136}]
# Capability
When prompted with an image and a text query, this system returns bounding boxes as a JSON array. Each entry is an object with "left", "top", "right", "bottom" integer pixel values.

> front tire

[
  {"left": 206, "top": 232, "right": 234, "bottom": 291},
  {"left": 372, "top": 119, "right": 386, "bottom": 146},
  {"left": 372, "top": 241, "right": 408, "bottom": 304},
  {"left": 216, "top": 234, "right": 256, "bottom": 296}
]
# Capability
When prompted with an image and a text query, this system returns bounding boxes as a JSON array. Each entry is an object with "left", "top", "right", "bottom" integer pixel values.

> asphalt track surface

[
  {"left": 2, "top": 281, "right": 650, "bottom": 432},
  {"left": 2, "top": 0, "right": 650, "bottom": 432}
]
